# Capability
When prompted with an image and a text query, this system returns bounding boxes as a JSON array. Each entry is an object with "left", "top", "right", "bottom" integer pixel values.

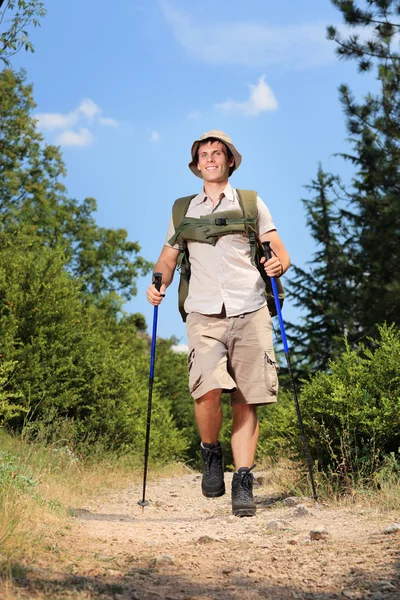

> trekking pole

[
  {"left": 263, "top": 242, "right": 318, "bottom": 502},
  {"left": 138, "top": 272, "right": 163, "bottom": 509}
]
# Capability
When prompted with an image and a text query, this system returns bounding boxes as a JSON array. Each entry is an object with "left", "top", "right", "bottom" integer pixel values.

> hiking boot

[
  {"left": 231, "top": 465, "right": 257, "bottom": 517},
  {"left": 200, "top": 442, "right": 225, "bottom": 498}
]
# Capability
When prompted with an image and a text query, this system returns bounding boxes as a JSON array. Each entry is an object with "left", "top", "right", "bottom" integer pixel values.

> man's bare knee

[{"left": 196, "top": 388, "right": 222, "bottom": 405}]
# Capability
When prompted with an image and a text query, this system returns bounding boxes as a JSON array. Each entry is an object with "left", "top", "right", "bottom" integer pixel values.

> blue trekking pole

[
  {"left": 138, "top": 272, "right": 163, "bottom": 509},
  {"left": 263, "top": 242, "right": 318, "bottom": 502}
]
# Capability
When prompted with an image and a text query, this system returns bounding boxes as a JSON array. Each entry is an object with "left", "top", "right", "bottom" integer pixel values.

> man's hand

[
  {"left": 146, "top": 282, "right": 167, "bottom": 306},
  {"left": 260, "top": 255, "right": 283, "bottom": 278}
]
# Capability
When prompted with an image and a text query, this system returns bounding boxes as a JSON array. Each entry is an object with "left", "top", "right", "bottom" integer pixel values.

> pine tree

[
  {"left": 288, "top": 1, "right": 400, "bottom": 370},
  {"left": 287, "top": 167, "right": 354, "bottom": 371},
  {"left": 328, "top": 0, "right": 400, "bottom": 333}
]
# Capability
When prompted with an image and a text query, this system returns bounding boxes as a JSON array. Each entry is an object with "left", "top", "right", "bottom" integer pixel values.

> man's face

[{"left": 196, "top": 141, "right": 234, "bottom": 183}]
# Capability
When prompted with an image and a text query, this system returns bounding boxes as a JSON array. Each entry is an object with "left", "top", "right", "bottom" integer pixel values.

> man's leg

[
  {"left": 195, "top": 388, "right": 223, "bottom": 444},
  {"left": 231, "top": 403, "right": 259, "bottom": 469},
  {"left": 231, "top": 403, "right": 258, "bottom": 517},
  {"left": 195, "top": 388, "right": 225, "bottom": 498}
]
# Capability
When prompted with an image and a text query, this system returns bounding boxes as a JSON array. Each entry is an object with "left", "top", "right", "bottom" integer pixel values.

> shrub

[{"left": 292, "top": 324, "right": 400, "bottom": 483}]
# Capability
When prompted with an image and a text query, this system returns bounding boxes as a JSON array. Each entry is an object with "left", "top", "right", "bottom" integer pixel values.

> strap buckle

[{"left": 215, "top": 217, "right": 228, "bottom": 226}]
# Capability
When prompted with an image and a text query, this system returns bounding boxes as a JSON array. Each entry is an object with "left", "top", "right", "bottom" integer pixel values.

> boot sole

[
  {"left": 232, "top": 507, "right": 256, "bottom": 517},
  {"left": 202, "top": 484, "right": 225, "bottom": 498}
]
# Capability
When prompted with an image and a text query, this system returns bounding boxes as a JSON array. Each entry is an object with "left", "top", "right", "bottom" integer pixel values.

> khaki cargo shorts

[{"left": 186, "top": 306, "right": 279, "bottom": 405}]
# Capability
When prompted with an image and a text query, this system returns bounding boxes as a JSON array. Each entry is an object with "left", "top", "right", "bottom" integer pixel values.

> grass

[
  {"left": 0, "top": 428, "right": 189, "bottom": 586},
  {"left": 2, "top": 428, "right": 400, "bottom": 599},
  {"left": 256, "top": 454, "right": 400, "bottom": 512}
]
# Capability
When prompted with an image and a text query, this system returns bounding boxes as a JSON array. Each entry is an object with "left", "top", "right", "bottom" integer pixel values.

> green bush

[
  {"left": 291, "top": 324, "right": 400, "bottom": 483},
  {"left": 0, "top": 232, "right": 187, "bottom": 462}
]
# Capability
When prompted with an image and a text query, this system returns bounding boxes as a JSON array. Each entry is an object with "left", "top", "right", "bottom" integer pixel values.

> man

[{"left": 146, "top": 130, "right": 290, "bottom": 517}]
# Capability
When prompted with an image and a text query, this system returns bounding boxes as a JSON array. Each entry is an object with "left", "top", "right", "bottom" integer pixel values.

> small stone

[
  {"left": 254, "top": 476, "right": 263, "bottom": 486},
  {"left": 283, "top": 496, "right": 299, "bottom": 507},
  {"left": 149, "top": 554, "right": 175, "bottom": 567},
  {"left": 107, "top": 569, "right": 123, "bottom": 576},
  {"left": 288, "top": 539, "right": 298, "bottom": 545},
  {"left": 292, "top": 504, "right": 313, "bottom": 517},
  {"left": 196, "top": 535, "right": 220, "bottom": 544},
  {"left": 342, "top": 591, "right": 359, "bottom": 598},
  {"left": 265, "top": 520, "right": 284, "bottom": 531},
  {"left": 383, "top": 523, "right": 400, "bottom": 534},
  {"left": 310, "top": 526, "right": 330, "bottom": 541},
  {"left": 376, "top": 581, "right": 396, "bottom": 592}
]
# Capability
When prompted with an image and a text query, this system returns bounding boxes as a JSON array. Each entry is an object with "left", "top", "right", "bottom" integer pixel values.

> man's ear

[{"left": 229, "top": 157, "right": 235, "bottom": 168}]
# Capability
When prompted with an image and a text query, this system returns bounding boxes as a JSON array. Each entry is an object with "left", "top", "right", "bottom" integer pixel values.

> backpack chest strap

[{"left": 168, "top": 210, "right": 256, "bottom": 246}]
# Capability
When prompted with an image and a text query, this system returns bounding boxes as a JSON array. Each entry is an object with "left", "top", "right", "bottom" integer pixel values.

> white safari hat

[{"left": 189, "top": 130, "right": 242, "bottom": 178}]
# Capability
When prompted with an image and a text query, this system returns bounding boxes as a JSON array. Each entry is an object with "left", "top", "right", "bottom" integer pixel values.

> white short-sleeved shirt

[{"left": 165, "top": 183, "right": 276, "bottom": 317}]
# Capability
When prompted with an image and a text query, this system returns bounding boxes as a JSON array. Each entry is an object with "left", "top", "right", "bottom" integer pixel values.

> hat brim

[{"left": 189, "top": 136, "right": 242, "bottom": 178}]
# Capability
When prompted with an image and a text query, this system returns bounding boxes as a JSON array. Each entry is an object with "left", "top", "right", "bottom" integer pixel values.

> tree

[
  {"left": 287, "top": 167, "right": 354, "bottom": 371},
  {"left": 0, "top": 229, "right": 187, "bottom": 460},
  {"left": 327, "top": 0, "right": 400, "bottom": 335},
  {"left": 288, "top": 1, "right": 400, "bottom": 368},
  {"left": 0, "top": 69, "right": 152, "bottom": 300},
  {"left": 0, "top": 0, "right": 46, "bottom": 66}
]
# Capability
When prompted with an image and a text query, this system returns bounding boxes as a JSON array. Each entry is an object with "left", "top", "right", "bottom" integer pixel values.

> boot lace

[
  {"left": 237, "top": 464, "right": 256, "bottom": 498},
  {"left": 203, "top": 445, "right": 222, "bottom": 476}
]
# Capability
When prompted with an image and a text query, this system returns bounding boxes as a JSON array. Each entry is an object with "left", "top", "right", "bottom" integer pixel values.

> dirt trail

[{"left": 10, "top": 471, "right": 400, "bottom": 599}]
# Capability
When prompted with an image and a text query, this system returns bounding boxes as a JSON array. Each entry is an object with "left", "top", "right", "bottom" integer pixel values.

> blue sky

[{"left": 12, "top": 0, "right": 377, "bottom": 347}]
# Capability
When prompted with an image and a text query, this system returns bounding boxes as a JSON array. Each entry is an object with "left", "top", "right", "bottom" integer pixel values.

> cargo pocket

[
  {"left": 187, "top": 348, "right": 202, "bottom": 394},
  {"left": 264, "top": 352, "right": 279, "bottom": 396}
]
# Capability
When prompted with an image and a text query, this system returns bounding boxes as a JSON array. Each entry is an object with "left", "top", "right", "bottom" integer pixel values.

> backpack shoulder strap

[
  {"left": 236, "top": 189, "right": 258, "bottom": 220},
  {"left": 172, "top": 195, "right": 197, "bottom": 230},
  {"left": 236, "top": 189, "right": 258, "bottom": 263}
]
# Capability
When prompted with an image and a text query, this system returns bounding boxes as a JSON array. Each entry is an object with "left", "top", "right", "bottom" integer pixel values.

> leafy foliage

[
  {"left": 0, "top": 0, "right": 46, "bottom": 66},
  {"left": 0, "top": 69, "right": 152, "bottom": 300},
  {"left": 0, "top": 230, "right": 187, "bottom": 460},
  {"left": 290, "top": 324, "right": 400, "bottom": 483}
]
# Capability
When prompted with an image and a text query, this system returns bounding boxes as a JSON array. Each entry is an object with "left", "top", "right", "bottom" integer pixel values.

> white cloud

[
  {"left": 35, "top": 98, "right": 120, "bottom": 147},
  {"left": 160, "top": 1, "right": 337, "bottom": 70},
  {"left": 99, "top": 116, "right": 119, "bottom": 128},
  {"left": 55, "top": 128, "right": 94, "bottom": 147},
  {"left": 35, "top": 111, "right": 78, "bottom": 130},
  {"left": 78, "top": 98, "right": 101, "bottom": 121},
  {"left": 151, "top": 130, "right": 160, "bottom": 143},
  {"left": 215, "top": 75, "right": 278, "bottom": 117},
  {"left": 171, "top": 343, "right": 188, "bottom": 353}
]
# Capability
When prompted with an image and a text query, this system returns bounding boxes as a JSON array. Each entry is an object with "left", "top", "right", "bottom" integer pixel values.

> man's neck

[{"left": 203, "top": 180, "right": 229, "bottom": 204}]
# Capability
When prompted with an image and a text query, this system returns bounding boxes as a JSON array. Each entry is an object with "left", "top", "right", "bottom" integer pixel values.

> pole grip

[
  {"left": 262, "top": 240, "right": 272, "bottom": 262},
  {"left": 153, "top": 272, "right": 162, "bottom": 292}
]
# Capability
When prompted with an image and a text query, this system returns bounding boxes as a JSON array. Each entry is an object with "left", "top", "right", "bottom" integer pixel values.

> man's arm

[
  {"left": 146, "top": 245, "right": 180, "bottom": 305},
  {"left": 259, "top": 230, "right": 290, "bottom": 278}
]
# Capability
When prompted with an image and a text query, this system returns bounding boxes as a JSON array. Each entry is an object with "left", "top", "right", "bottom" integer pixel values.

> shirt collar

[{"left": 195, "top": 183, "right": 236, "bottom": 206}]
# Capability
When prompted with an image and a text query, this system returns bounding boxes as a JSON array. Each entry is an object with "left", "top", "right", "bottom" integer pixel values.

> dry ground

[{"left": 3, "top": 471, "right": 400, "bottom": 600}]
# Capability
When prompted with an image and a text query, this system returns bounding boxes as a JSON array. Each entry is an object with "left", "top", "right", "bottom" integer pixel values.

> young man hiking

[{"left": 146, "top": 130, "right": 290, "bottom": 517}]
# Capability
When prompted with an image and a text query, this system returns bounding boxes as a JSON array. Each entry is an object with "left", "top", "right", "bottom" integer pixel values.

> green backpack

[{"left": 168, "top": 189, "right": 284, "bottom": 322}]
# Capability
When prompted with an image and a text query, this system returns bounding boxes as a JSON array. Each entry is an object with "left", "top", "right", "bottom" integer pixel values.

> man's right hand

[{"left": 146, "top": 283, "right": 166, "bottom": 306}]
